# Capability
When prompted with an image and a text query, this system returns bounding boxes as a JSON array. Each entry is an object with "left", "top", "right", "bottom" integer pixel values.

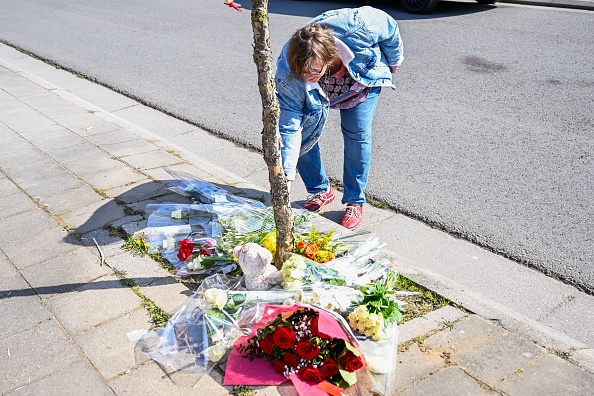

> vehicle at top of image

[{"left": 400, "top": 0, "right": 497, "bottom": 13}]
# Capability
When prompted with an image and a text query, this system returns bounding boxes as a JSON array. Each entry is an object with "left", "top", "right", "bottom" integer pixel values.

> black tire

[
  {"left": 400, "top": 0, "right": 439, "bottom": 13},
  {"left": 476, "top": 0, "right": 496, "bottom": 3}
]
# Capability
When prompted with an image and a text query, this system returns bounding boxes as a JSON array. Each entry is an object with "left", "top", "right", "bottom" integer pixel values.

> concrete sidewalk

[{"left": 1, "top": 43, "right": 593, "bottom": 395}]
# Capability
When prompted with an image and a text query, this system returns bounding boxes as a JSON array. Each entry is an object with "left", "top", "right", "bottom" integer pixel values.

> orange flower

[
  {"left": 304, "top": 243, "right": 319, "bottom": 259},
  {"left": 296, "top": 241, "right": 306, "bottom": 252}
]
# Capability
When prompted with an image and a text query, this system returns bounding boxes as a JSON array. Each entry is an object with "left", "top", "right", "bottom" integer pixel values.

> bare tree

[{"left": 250, "top": 0, "right": 294, "bottom": 269}]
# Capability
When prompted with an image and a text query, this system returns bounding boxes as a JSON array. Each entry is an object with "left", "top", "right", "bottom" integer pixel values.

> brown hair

[{"left": 287, "top": 23, "right": 339, "bottom": 78}]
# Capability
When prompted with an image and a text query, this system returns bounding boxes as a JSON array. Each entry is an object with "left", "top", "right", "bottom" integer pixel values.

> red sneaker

[
  {"left": 340, "top": 203, "right": 363, "bottom": 230},
  {"left": 303, "top": 186, "right": 335, "bottom": 213}
]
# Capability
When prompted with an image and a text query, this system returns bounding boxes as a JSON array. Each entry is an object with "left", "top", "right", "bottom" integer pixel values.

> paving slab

[
  {"left": 8, "top": 360, "right": 113, "bottom": 396},
  {"left": 45, "top": 140, "right": 106, "bottom": 163},
  {"left": 399, "top": 366, "right": 495, "bottom": 395},
  {"left": 62, "top": 199, "right": 127, "bottom": 234},
  {"left": 498, "top": 353, "right": 594, "bottom": 395},
  {"left": 85, "top": 128, "right": 140, "bottom": 146},
  {"left": 0, "top": 192, "right": 37, "bottom": 219},
  {"left": 0, "top": 256, "right": 52, "bottom": 338},
  {"left": 45, "top": 274, "right": 142, "bottom": 335},
  {"left": 82, "top": 166, "right": 148, "bottom": 191},
  {"left": 61, "top": 154, "right": 122, "bottom": 177},
  {"left": 2, "top": 156, "right": 66, "bottom": 185},
  {"left": 64, "top": 119, "right": 121, "bottom": 140},
  {"left": 112, "top": 104, "right": 196, "bottom": 137},
  {"left": 394, "top": 343, "right": 446, "bottom": 392},
  {"left": 39, "top": 184, "right": 105, "bottom": 216},
  {"left": 79, "top": 228, "right": 128, "bottom": 260},
  {"left": 539, "top": 291, "right": 594, "bottom": 346},
  {"left": 109, "top": 360, "right": 227, "bottom": 396},
  {"left": 26, "top": 124, "right": 87, "bottom": 152},
  {"left": 0, "top": 226, "right": 80, "bottom": 270},
  {"left": 105, "top": 252, "right": 170, "bottom": 287},
  {"left": 0, "top": 208, "right": 57, "bottom": 244},
  {"left": 0, "top": 76, "right": 47, "bottom": 99},
  {"left": 0, "top": 319, "right": 81, "bottom": 394},
  {"left": 120, "top": 149, "right": 184, "bottom": 170},
  {"left": 18, "top": 92, "right": 88, "bottom": 120},
  {"left": 0, "top": 177, "right": 21, "bottom": 198},
  {"left": 424, "top": 315, "right": 545, "bottom": 385},
  {"left": 68, "top": 83, "right": 138, "bottom": 112},
  {"left": 75, "top": 308, "right": 152, "bottom": 380},
  {"left": 140, "top": 276, "right": 193, "bottom": 314},
  {"left": 102, "top": 138, "right": 161, "bottom": 158},
  {"left": 19, "top": 170, "right": 84, "bottom": 198},
  {"left": 0, "top": 143, "right": 46, "bottom": 169},
  {"left": 0, "top": 131, "right": 30, "bottom": 156},
  {"left": 398, "top": 305, "right": 469, "bottom": 345},
  {"left": 20, "top": 246, "right": 111, "bottom": 299},
  {"left": 105, "top": 180, "right": 171, "bottom": 203}
]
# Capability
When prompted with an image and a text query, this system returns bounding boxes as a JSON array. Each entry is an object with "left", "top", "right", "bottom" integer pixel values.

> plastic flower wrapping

[{"left": 135, "top": 171, "right": 417, "bottom": 395}]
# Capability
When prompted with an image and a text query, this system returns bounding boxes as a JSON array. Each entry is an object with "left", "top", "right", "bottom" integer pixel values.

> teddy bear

[{"left": 233, "top": 243, "right": 283, "bottom": 291}]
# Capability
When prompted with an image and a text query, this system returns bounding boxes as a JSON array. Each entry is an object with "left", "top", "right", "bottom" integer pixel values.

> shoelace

[
  {"left": 307, "top": 191, "right": 328, "bottom": 202},
  {"left": 343, "top": 205, "right": 360, "bottom": 219}
]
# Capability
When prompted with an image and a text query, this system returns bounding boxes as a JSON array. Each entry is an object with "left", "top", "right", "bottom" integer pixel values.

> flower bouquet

[{"left": 225, "top": 304, "right": 385, "bottom": 396}]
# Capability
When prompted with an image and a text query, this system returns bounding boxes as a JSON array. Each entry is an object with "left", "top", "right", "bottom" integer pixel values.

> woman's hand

[{"left": 389, "top": 65, "right": 400, "bottom": 73}]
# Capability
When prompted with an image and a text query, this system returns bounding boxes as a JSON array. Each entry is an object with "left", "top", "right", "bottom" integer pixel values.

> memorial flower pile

[{"left": 137, "top": 171, "right": 410, "bottom": 395}]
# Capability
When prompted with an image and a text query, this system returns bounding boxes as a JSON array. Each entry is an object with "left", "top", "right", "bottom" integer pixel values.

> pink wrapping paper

[{"left": 223, "top": 304, "right": 351, "bottom": 395}]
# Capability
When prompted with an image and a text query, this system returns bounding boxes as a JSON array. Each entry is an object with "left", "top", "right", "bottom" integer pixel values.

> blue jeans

[{"left": 297, "top": 87, "right": 381, "bottom": 205}]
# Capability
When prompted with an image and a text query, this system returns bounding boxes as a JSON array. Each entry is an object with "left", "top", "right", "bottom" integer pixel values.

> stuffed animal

[{"left": 233, "top": 243, "right": 283, "bottom": 291}]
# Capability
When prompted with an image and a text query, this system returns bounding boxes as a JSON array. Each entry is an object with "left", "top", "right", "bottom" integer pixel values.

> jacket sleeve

[
  {"left": 276, "top": 79, "right": 305, "bottom": 181},
  {"left": 360, "top": 6, "right": 404, "bottom": 67}
]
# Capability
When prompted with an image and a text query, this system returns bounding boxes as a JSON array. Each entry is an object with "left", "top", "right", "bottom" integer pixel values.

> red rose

[
  {"left": 320, "top": 358, "right": 339, "bottom": 379},
  {"left": 273, "top": 327, "right": 297, "bottom": 350},
  {"left": 177, "top": 238, "right": 194, "bottom": 261},
  {"left": 259, "top": 334, "right": 275, "bottom": 356},
  {"left": 272, "top": 359, "right": 287, "bottom": 375},
  {"left": 295, "top": 340, "right": 320, "bottom": 360},
  {"left": 310, "top": 316, "right": 331, "bottom": 340},
  {"left": 340, "top": 351, "right": 363, "bottom": 372},
  {"left": 282, "top": 351, "right": 300, "bottom": 369},
  {"left": 200, "top": 246, "right": 213, "bottom": 256},
  {"left": 298, "top": 365, "right": 323, "bottom": 383}
]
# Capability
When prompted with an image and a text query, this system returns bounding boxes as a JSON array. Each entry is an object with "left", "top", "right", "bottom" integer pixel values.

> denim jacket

[{"left": 275, "top": 6, "right": 404, "bottom": 180}]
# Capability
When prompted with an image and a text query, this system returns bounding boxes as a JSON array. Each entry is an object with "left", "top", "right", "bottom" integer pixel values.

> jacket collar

[{"left": 305, "top": 38, "right": 354, "bottom": 92}]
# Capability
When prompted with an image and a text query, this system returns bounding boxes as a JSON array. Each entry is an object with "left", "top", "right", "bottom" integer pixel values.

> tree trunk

[{"left": 251, "top": 0, "right": 294, "bottom": 269}]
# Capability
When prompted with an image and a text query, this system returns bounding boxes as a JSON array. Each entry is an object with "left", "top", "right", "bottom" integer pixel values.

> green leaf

[
  {"left": 339, "top": 368, "right": 357, "bottom": 386},
  {"left": 344, "top": 342, "right": 359, "bottom": 356}
]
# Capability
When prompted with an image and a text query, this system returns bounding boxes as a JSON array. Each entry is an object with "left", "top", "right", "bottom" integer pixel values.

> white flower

[
  {"left": 283, "top": 279, "right": 303, "bottom": 291},
  {"left": 203, "top": 288, "right": 228, "bottom": 310},
  {"left": 211, "top": 328, "right": 225, "bottom": 343},
  {"left": 287, "top": 267, "right": 304, "bottom": 280},
  {"left": 162, "top": 237, "right": 176, "bottom": 250},
  {"left": 187, "top": 256, "right": 203, "bottom": 271},
  {"left": 171, "top": 209, "right": 183, "bottom": 219}
]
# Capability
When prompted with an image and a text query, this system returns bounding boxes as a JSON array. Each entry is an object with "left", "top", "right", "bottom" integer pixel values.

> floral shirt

[{"left": 319, "top": 65, "right": 371, "bottom": 110}]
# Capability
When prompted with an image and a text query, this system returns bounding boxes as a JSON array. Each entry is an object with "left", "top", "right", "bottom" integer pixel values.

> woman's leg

[
  {"left": 340, "top": 87, "right": 381, "bottom": 204},
  {"left": 296, "top": 143, "right": 331, "bottom": 194}
]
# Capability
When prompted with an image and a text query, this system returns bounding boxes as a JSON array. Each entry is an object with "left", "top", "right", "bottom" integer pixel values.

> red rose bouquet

[{"left": 238, "top": 307, "right": 364, "bottom": 391}]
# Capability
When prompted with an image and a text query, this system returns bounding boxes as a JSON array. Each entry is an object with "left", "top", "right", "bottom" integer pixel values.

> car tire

[
  {"left": 400, "top": 0, "right": 439, "bottom": 13},
  {"left": 476, "top": 0, "right": 496, "bottom": 3}
]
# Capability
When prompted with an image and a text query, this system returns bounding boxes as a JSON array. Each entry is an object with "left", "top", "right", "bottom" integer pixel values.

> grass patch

[
  {"left": 396, "top": 276, "right": 450, "bottom": 322},
  {"left": 108, "top": 225, "right": 127, "bottom": 238},
  {"left": 123, "top": 206, "right": 144, "bottom": 216},
  {"left": 230, "top": 386, "right": 256, "bottom": 396},
  {"left": 118, "top": 278, "right": 171, "bottom": 327},
  {"left": 367, "top": 197, "right": 388, "bottom": 209}
]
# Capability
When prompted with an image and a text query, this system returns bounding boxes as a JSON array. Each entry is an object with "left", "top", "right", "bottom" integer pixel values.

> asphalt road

[{"left": 0, "top": 0, "right": 592, "bottom": 293}]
